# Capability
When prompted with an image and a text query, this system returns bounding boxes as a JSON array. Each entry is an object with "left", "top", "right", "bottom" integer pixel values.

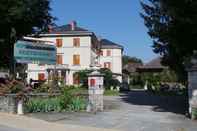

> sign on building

[{"left": 14, "top": 40, "right": 56, "bottom": 65}]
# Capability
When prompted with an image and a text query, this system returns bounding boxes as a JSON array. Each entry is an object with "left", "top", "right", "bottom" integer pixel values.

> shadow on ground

[{"left": 120, "top": 90, "right": 188, "bottom": 115}]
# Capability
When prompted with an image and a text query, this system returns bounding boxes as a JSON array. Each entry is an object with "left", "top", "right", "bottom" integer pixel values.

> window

[
  {"left": 56, "top": 39, "right": 63, "bottom": 47},
  {"left": 38, "top": 73, "right": 45, "bottom": 81},
  {"left": 104, "top": 62, "right": 111, "bottom": 69},
  {"left": 73, "top": 54, "right": 80, "bottom": 65},
  {"left": 106, "top": 50, "right": 111, "bottom": 56},
  {"left": 57, "top": 55, "right": 63, "bottom": 64},
  {"left": 73, "top": 38, "right": 80, "bottom": 47},
  {"left": 73, "top": 73, "right": 80, "bottom": 85}
]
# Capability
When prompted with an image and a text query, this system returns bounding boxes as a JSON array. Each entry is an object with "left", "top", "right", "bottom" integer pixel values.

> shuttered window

[
  {"left": 57, "top": 55, "right": 63, "bottom": 64},
  {"left": 73, "top": 55, "right": 80, "bottom": 65},
  {"left": 56, "top": 39, "right": 63, "bottom": 47},
  {"left": 73, "top": 38, "right": 80, "bottom": 47},
  {"left": 38, "top": 73, "right": 45, "bottom": 81}
]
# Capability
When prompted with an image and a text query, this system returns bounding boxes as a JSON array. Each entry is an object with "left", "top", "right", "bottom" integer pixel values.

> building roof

[
  {"left": 123, "top": 62, "right": 143, "bottom": 74},
  {"left": 100, "top": 39, "right": 123, "bottom": 50},
  {"left": 50, "top": 24, "right": 89, "bottom": 33},
  {"left": 39, "top": 21, "right": 94, "bottom": 36},
  {"left": 137, "top": 57, "right": 167, "bottom": 72}
]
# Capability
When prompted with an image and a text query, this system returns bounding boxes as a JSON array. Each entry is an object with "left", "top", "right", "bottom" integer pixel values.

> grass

[{"left": 104, "top": 90, "right": 120, "bottom": 96}]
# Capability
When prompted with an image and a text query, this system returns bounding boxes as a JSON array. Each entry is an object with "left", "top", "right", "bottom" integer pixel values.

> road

[
  {"left": 28, "top": 90, "right": 197, "bottom": 131},
  {"left": 0, "top": 124, "right": 25, "bottom": 131}
]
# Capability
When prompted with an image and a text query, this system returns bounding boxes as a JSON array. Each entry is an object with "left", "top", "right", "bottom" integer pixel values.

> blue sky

[{"left": 50, "top": 0, "right": 157, "bottom": 63}]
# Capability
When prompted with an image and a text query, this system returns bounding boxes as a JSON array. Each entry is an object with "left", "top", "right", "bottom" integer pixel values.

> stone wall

[
  {"left": 0, "top": 94, "right": 17, "bottom": 113},
  {"left": 0, "top": 93, "right": 60, "bottom": 114}
]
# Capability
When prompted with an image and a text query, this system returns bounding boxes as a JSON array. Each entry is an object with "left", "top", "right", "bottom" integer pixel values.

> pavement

[
  {"left": 27, "top": 90, "right": 197, "bottom": 131},
  {"left": 0, "top": 113, "right": 119, "bottom": 131}
]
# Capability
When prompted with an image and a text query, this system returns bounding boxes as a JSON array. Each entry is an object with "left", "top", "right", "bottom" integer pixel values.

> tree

[
  {"left": 0, "top": 0, "right": 54, "bottom": 74},
  {"left": 122, "top": 55, "right": 143, "bottom": 66},
  {"left": 141, "top": 0, "right": 197, "bottom": 82}
]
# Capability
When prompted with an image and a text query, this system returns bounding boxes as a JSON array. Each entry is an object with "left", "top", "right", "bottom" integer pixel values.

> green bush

[
  {"left": 25, "top": 97, "right": 62, "bottom": 113},
  {"left": 67, "top": 97, "right": 86, "bottom": 111},
  {"left": 25, "top": 87, "right": 87, "bottom": 113}
]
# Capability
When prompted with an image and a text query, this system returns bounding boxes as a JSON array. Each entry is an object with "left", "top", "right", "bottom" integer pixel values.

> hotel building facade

[{"left": 27, "top": 21, "right": 123, "bottom": 85}]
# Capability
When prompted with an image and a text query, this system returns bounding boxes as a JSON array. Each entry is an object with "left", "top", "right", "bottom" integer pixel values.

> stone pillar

[
  {"left": 87, "top": 71, "right": 104, "bottom": 113},
  {"left": 188, "top": 66, "right": 197, "bottom": 115}
]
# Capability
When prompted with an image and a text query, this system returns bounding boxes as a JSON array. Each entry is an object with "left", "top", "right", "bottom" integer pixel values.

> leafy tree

[
  {"left": 75, "top": 69, "right": 93, "bottom": 87},
  {"left": 75, "top": 68, "right": 120, "bottom": 89},
  {"left": 0, "top": 0, "right": 54, "bottom": 74},
  {"left": 99, "top": 68, "right": 120, "bottom": 89},
  {"left": 141, "top": 0, "right": 197, "bottom": 82},
  {"left": 122, "top": 55, "right": 143, "bottom": 66}
]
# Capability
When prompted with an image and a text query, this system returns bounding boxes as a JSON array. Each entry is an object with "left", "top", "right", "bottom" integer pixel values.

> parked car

[{"left": 120, "top": 82, "right": 130, "bottom": 92}]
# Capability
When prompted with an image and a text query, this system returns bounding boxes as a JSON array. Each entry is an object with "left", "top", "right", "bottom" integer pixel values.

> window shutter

[
  {"left": 38, "top": 73, "right": 45, "bottom": 81},
  {"left": 56, "top": 39, "right": 63, "bottom": 47},
  {"left": 73, "top": 55, "right": 80, "bottom": 65},
  {"left": 73, "top": 38, "right": 80, "bottom": 47},
  {"left": 57, "top": 55, "right": 63, "bottom": 64}
]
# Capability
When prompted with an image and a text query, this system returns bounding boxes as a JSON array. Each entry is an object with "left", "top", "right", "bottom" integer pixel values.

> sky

[{"left": 50, "top": 0, "right": 157, "bottom": 63}]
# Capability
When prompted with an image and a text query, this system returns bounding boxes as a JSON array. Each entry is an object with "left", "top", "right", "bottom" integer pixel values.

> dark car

[{"left": 120, "top": 82, "right": 130, "bottom": 92}]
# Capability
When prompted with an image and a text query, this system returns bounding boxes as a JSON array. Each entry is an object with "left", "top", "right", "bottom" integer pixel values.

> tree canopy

[
  {"left": 122, "top": 55, "right": 143, "bottom": 66},
  {"left": 141, "top": 0, "right": 197, "bottom": 81},
  {"left": 0, "top": 0, "right": 54, "bottom": 70}
]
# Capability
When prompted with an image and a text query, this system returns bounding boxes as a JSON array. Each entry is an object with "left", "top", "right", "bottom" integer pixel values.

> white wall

[
  {"left": 27, "top": 35, "right": 95, "bottom": 84},
  {"left": 100, "top": 48, "right": 122, "bottom": 82}
]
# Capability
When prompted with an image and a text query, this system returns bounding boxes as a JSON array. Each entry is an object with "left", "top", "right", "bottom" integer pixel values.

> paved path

[
  {"left": 28, "top": 90, "right": 197, "bottom": 131},
  {"left": 0, "top": 113, "right": 118, "bottom": 131}
]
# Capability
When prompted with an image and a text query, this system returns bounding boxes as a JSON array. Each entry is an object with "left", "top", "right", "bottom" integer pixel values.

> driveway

[{"left": 27, "top": 90, "right": 197, "bottom": 131}]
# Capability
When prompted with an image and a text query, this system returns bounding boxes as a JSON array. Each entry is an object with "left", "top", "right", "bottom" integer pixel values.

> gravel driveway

[{"left": 27, "top": 90, "right": 197, "bottom": 131}]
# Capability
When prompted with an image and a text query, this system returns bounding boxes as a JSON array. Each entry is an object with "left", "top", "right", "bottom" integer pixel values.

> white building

[
  {"left": 99, "top": 39, "right": 123, "bottom": 82},
  {"left": 27, "top": 21, "right": 123, "bottom": 85}
]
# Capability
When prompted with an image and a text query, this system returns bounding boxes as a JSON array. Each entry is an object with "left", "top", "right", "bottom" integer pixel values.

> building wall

[
  {"left": 27, "top": 36, "right": 123, "bottom": 85},
  {"left": 100, "top": 48, "right": 122, "bottom": 82},
  {"left": 27, "top": 35, "right": 95, "bottom": 84}
]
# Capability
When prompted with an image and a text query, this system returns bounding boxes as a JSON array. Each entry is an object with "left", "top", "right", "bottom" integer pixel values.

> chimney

[{"left": 70, "top": 21, "right": 77, "bottom": 31}]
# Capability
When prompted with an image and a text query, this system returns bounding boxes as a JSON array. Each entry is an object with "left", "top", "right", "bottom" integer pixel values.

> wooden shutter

[
  {"left": 57, "top": 55, "right": 63, "bottom": 64},
  {"left": 73, "top": 38, "right": 80, "bottom": 47},
  {"left": 56, "top": 39, "right": 63, "bottom": 47},
  {"left": 38, "top": 73, "right": 45, "bottom": 81},
  {"left": 73, "top": 55, "right": 80, "bottom": 65}
]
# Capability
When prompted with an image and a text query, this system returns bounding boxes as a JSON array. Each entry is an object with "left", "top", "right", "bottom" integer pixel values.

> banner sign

[{"left": 14, "top": 40, "right": 56, "bottom": 65}]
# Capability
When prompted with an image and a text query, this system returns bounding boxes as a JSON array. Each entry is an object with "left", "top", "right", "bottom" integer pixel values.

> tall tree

[
  {"left": 0, "top": 0, "right": 54, "bottom": 74},
  {"left": 141, "top": 0, "right": 197, "bottom": 82}
]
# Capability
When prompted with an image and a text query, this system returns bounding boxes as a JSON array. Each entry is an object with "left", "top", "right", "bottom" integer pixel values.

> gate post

[{"left": 87, "top": 71, "right": 104, "bottom": 113}]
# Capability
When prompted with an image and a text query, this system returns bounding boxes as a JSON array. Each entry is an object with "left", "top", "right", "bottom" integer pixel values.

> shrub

[
  {"left": 67, "top": 96, "right": 86, "bottom": 111},
  {"left": 25, "top": 97, "right": 62, "bottom": 113},
  {"left": 25, "top": 87, "right": 87, "bottom": 113}
]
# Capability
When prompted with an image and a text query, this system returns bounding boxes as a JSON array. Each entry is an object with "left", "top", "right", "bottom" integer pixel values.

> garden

[
  {"left": 0, "top": 68, "right": 122, "bottom": 114},
  {"left": 0, "top": 78, "right": 87, "bottom": 113}
]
